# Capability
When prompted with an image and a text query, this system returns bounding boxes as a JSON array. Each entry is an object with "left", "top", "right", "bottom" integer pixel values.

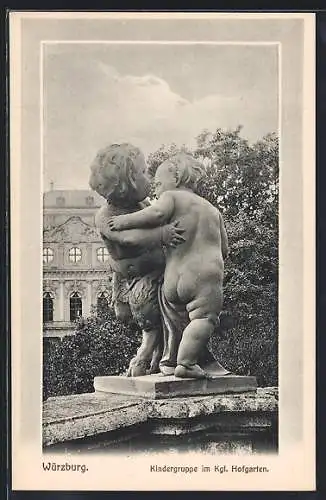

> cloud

[{"left": 44, "top": 58, "right": 277, "bottom": 190}]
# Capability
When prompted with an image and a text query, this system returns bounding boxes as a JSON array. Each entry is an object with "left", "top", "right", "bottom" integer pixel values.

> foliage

[
  {"left": 194, "top": 127, "right": 278, "bottom": 218},
  {"left": 43, "top": 307, "right": 142, "bottom": 399},
  {"left": 214, "top": 208, "right": 278, "bottom": 386}
]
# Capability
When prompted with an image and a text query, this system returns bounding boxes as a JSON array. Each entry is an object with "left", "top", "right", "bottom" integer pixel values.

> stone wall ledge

[{"left": 43, "top": 387, "right": 278, "bottom": 447}]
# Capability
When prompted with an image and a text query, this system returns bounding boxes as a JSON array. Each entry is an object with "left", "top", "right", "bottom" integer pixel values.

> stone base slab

[
  {"left": 94, "top": 373, "right": 257, "bottom": 399},
  {"left": 43, "top": 387, "right": 277, "bottom": 447}
]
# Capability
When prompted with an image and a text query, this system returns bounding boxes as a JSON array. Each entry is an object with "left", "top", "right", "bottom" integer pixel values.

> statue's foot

[
  {"left": 159, "top": 365, "right": 175, "bottom": 376},
  {"left": 149, "top": 348, "right": 163, "bottom": 374},
  {"left": 204, "top": 361, "right": 231, "bottom": 377},
  {"left": 148, "top": 362, "right": 160, "bottom": 374},
  {"left": 126, "top": 358, "right": 148, "bottom": 377},
  {"left": 174, "top": 364, "right": 207, "bottom": 379}
]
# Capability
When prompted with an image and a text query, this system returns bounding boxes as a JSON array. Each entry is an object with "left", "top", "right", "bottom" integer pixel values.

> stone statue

[
  {"left": 108, "top": 152, "right": 230, "bottom": 379},
  {"left": 89, "top": 143, "right": 185, "bottom": 376}
]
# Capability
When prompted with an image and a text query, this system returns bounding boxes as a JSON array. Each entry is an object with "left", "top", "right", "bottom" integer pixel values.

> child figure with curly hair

[
  {"left": 89, "top": 143, "right": 185, "bottom": 376},
  {"left": 109, "top": 152, "right": 229, "bottom": 379}
]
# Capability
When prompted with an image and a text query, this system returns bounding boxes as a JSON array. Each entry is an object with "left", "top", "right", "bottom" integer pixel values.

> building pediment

[{"left": 43, "top": 216, "right": 101, "bottom": 243}]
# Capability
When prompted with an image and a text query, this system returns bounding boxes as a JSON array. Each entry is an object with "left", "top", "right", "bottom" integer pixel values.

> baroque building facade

[{"left": 43, "top": 189, "right": 112, "bottom": 338}]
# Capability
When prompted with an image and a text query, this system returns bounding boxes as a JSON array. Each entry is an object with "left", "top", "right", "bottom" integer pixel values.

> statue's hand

[
  {"left": 162, "top": 221, "right": 186, "bottom": 248},
  {"left": 108, "top": 215, "right": 125, "bottom": 231}
]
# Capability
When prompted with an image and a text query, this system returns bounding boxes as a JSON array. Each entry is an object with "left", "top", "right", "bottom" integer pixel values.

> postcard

[{"left": 10, "top": 11, "right": 315, "bottom": 491}]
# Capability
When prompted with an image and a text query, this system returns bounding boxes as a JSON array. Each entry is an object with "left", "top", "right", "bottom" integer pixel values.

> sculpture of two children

[{"left": 89, "top": 143, "right": 229, "bottom": 379}]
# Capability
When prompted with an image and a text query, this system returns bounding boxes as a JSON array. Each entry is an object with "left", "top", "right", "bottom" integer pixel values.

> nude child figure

[{"left": 109, "top": 152, "right": 229, "bottom": 379}]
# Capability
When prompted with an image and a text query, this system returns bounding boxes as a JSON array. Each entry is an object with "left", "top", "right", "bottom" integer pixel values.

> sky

[{"left": 43, "top": 43, "right": 278, "bottom": 190}]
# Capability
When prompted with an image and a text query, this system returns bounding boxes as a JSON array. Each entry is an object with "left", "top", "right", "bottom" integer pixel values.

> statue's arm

[
  {"left": 122, "top": 227, "right": 166, "bottom": 248},
  {"left": 139, "top": 198, "right": 151, "bottom": 208},
  {"left": 96, "top": 203, "right": 183, "bottom": 249},
  {"left": 109, "top": 192, "right": 175, "bottom": 230},
  {"left": 95, "top": 207, "right": 168, "bottom": 248},
  {"left": 219, "top": 212, "right": 229, "bottom": 259}
]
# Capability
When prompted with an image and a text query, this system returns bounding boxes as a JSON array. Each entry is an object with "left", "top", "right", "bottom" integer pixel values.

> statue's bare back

[{"left": 161, "top": 189, "right": 225, "bottom": 307}]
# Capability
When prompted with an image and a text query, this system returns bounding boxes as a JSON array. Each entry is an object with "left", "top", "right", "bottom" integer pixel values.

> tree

[
  {"left": 194, "top": 127, "right": 278, "bottom": 218},
  {"left": 43, "top": 307, "right": 142, "bottom": 399}
]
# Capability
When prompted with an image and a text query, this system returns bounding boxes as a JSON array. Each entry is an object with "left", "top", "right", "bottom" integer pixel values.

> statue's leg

[
  {"left": 175, "top": 319, "right": 215, "bottom": 379},
  {"left": 149, "top": 336, "right": 163, "bottom": 374},
  {"left": 175, "top": 289, "right": 221, "bottom": 379},
  {"left": 127, "top": 273, "right": 164, "bottom": 377},
  {"left": 127, "top": 328, "right": 161, "bottom": 377}
]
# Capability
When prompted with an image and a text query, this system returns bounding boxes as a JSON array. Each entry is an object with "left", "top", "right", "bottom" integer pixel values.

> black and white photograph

[{"left": 10, "top": 12, "right": 315, "bottom": 491}]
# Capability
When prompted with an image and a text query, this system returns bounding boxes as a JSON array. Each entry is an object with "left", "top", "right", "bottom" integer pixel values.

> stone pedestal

[
  {"left": 43, "top": 387, "right": 278, "bottom": 452},
  {"left": 93, "top": 373, "right": 257, "bottom": 399}
]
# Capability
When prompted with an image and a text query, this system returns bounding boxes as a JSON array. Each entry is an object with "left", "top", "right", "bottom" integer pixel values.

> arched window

[
  {"left": 43, "top": 247, "right": 54, "bottom": 264},
  {"left": 97, "top": 291, "right": 109, "bottom": 314},
  {"left": 96, "top": 247, "right": 109, "bottom": 263},
  {"left": 70, "top": 292, "right": 82, "bottom": 321},
  {"left": 43, "top": 292, "right": 54, "bottom": 322},
  {"left": 69, "top": 247, "right": 82, "bottom": 263}
]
